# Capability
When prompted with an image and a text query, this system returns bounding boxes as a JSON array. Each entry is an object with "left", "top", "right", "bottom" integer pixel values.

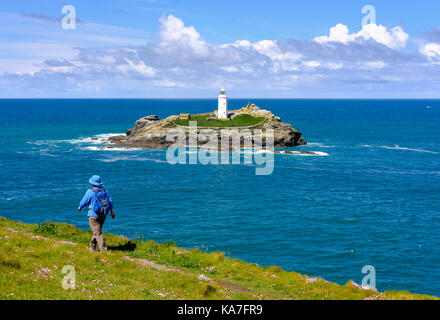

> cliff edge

[
  {"left": 107, "top": 103, "right": 307, "bottom": 149},
  {"left": 1, "top": 217, "right": 436, "bottom": 300}
]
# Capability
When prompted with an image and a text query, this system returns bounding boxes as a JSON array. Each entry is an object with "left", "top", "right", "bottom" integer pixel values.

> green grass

[
  {"left": 0, "top": 217, "right": 437, "bottom": 300},
  {"left": 174, "top": 114, "right": 265, "bottom": 128}
]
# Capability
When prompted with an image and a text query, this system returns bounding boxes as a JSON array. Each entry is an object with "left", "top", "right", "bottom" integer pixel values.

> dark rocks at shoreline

[{"left": 107, "top": 105, "right": 307, "bottom": 150}]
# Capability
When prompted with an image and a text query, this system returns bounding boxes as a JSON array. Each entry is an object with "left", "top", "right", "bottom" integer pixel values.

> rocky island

[{"left": 106, "top": 103, "right": 307, "bottom": 150}]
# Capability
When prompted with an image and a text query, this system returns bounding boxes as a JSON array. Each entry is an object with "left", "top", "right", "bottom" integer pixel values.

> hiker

[{"left": 78, "top": 175, "right": 115, "bottom": 252}]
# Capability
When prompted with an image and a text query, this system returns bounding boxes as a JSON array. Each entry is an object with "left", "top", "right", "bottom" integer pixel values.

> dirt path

[
  {"left": 7, "top": 227, "right": 77, "bottom": 246},
  {"left": 8, "top": 226, "right": 262, "bottom": 298},
  {"left": 124, "top": 256, "right": 255, "bottom": 296}
]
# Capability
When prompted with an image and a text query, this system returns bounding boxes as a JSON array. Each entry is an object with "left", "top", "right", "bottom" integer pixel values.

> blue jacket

[{"left": 79, "top": 187, "right": 114, "bottom": 217}]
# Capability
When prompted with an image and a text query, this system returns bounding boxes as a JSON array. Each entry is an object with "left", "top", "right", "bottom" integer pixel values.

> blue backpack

[{"left": 92, "top": 188, "right": 110, "bottom": 215}]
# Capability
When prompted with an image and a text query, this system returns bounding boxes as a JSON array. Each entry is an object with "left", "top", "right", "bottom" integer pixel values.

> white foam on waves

[
  {"left": 305, "top": 142, "right": 336, "bottom": 148},
  {"left": 84, "top": 146, "right": 142, "bottom": 152},
  {"left": 362, "top": 144, "right": 439, "bottom": 154},
  {"left": 96, "top": 156, "right": 167, "bottom": 164},
  {"left": 26, "top": 133, "right": 125, "bottom": 148},
  {"left": 278, "top": 151, "right": 330, "bottom": 157}
]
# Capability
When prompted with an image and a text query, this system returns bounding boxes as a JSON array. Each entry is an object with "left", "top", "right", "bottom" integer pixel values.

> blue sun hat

[{"left": 89, "top": 175, "right": 103, "bottom": 187}]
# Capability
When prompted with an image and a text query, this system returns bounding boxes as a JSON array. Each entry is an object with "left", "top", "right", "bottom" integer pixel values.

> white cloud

[
  {"left": 115, "top": 59, "right": 156, "bottom": 77},
  {"left": 96, "top": 56, "right": 117, "bottom": 64},
  {"left": 157, "top": 15, "right": 209, "bottom": 56},
  {"left": 360, "top": 61, "right": 387, "bottom": 69},
  {"left": 226, "top": 40, "right": 253, "bottom": 48},
  {"left": 46, "top": 66, "right": 74, "bottom": 73},
  {"left": 221, "top": 66, "right": 239, "bottom": 73},
  {"left": 303, "top": 61, "right": 321, "bottom": 68},
  {"left": 314, "top": 24, "right": 352, "bottom": 44},
  {"left": 325, "top": 62, "right": 343, "bottom": 70},
  {"left": 420, "top": 42, "right": 440, "bottom": 61},
  {"left": 1, "top": 14, "right": 439, "bottom": 98},
  {"left": 314, "top": 23, "right": 409, "bottom": 50},
  {"left": 250, "top": 40, "right": 302, "bottom": 72},
  {"left": 153, "top": 80, "right": 186, "bottom": 88}
]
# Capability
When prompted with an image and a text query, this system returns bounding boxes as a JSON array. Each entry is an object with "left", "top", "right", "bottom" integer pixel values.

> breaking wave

[
  {"left": 306, "top": 142, "right": 336, "bottom": 148},
  {"left": 26, "top": 133, "right": 125, "bottom": 147},
  {"left": 84, "top": 146, "right": 142, "bottom": 151},
  {"left": 278, "top": 151, "right": 330, "bottom": 157},
  {"left": 362, "top": 144, "right": 439, "bottom": 154},
  {"left": 96, "top": 156, "right": 167, "bottom": 163}
]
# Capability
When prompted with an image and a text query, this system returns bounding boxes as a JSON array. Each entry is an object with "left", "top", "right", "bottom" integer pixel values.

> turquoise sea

[{"left": 0, "top": 99, "right": 439, "bottom": 296}]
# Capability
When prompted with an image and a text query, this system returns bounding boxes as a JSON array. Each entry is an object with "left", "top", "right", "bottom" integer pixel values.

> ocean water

[{"left": 0, "top": 99, "right": 439, "bottom": 296}]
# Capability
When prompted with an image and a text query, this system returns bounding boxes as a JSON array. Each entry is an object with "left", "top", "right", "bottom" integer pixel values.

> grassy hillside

[
  {"left": 174, "top": 114, "right": 265, "bottom": 128},
  {"left": 0, "top": 217, "right": 436, "bottom": 300}
]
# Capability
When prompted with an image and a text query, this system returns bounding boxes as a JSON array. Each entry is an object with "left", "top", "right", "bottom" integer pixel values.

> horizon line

[{"left": 1, "top": 98, "right": 439, "bottom": 100}]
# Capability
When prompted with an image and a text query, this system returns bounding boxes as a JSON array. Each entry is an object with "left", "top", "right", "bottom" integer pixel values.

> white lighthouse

[{"left": 218, "top": 88, "right": 228, "bottom": 119}]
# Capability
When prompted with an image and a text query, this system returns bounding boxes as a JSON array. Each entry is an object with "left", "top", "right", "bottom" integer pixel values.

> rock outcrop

[
  {"left": 107, "top": 103, "right": 307, "bottom": 149},
  {"left": 125, "top": 115, "right": 160, "bottom": 136}
]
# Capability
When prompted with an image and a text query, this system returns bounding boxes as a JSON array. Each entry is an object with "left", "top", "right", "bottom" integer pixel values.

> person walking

[{"left": 78, "top": 175, "right": 115, "bottom": 252}]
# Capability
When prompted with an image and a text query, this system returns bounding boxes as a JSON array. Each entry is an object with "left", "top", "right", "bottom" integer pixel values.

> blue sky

[{"left": 1, "top": 0, "right": 440, "bottom": 98}]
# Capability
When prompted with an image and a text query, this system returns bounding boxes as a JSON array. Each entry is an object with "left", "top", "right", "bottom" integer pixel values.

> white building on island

[{"left": 218, "top": 88, "right": 228, "bottom": 119}]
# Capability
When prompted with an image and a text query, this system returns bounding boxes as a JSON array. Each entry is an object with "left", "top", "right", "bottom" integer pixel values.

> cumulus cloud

[
  {"left": 420, "top": 43, "right": 440, "bottom": 62},
  {"left": 1, "top": 14, "right": 439, "bottom": 98},
  {"left": 251, "top": 40, "right": 302, "bottom": 71},
  {"left": 314, "top": 23, "right": 409, "bottom": 50},
  {"left": 158, "top": 14, "right": 208, "bottom": 56}
]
